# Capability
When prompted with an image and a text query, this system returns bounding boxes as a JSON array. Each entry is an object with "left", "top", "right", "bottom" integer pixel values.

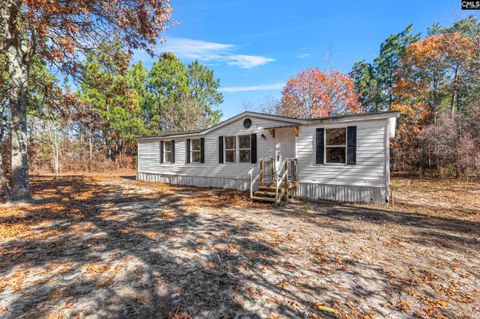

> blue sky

[{"left": 134, "top": 0, "right": 474, "bottom": 119}]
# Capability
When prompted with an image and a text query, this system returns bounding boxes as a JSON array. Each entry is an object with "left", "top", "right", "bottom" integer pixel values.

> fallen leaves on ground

[{"left": 0, "top": 174, "right": 478, "bottom": 318}]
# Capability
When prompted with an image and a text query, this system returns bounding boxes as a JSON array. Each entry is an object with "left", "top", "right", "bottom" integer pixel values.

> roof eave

[
  {"left": 136, "top": 111, "right": 400, "bottom": 140},
  {"left": 305, "top": 111, "right": 399, "bottom": 125},
  {"left": 137, "top": 111, "right": 305, "bottom": 140}
]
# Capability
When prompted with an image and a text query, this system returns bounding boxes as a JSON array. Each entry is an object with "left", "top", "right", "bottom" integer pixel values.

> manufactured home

[{"left": 137, "top": 111, "right": 399, "bottom": 204}]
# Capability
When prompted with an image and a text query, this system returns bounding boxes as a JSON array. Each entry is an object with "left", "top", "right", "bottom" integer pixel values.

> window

[
  {"left": 224, "top": 136, "right": 236, "bottom": 162},
  {"left": 239, "top": 135, "right": 251, "bottom": 163},
  {"left": 164, "top": 141, "right": 173, "bottom": 163},
  {"left": 325, "top": 128, "right": 346, "bottom": 164},
  {"left": 191, "top": 139, "right": 201, "bottom": 163}
]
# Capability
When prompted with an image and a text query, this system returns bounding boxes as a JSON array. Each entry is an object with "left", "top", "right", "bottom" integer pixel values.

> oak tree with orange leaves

[
  {"left": 0, "top": 0, "right": 172, "bottom": 202},
  {"left": 393, "top": 32, "right": 474, "bottom": 121},
  {"left": 279, "top": 68, "right": 363, "bottom": 119},
  {"left": 392, "top": 32, "right": 476, "bottom": 171}
]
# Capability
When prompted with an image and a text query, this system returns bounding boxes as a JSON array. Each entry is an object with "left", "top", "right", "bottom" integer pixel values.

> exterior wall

[
  {"left": 137, "top": 115, "right": 391, "bottom": 204},
  {"left": 297, "top": 119, "right": 387, "bottom": 187},
  {"left": 295, "top": 118, "right": 388, "bottom": 203},
  {"left": 137, "top": 115, "right": 289, "bottom": 182}
]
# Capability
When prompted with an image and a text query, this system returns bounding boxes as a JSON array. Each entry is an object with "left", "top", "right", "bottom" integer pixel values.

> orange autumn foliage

[
  {"left": 402, "top": 32, "right": 474, "bottom": 67},
  {"left": 280, "top": 68, "right": 363, "bottom": 118},
  {"left": 391, "top": 32, "right": 476, "bottom": 170},
  {"left": 394, "top": 32, "right": 474, "bottom": 114},
  {"left": 21, "top": 0, "right": 172, "bottom": 67}
]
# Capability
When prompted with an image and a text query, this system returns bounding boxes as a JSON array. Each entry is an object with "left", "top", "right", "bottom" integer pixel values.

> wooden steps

[
  {"left": 252, "top": 187, "right": 285, "bottom": 203},
  {"left": 249, "top": 158, "right": 299, "bottom": 203},
  {"left": 253, "top": 190, "right": 277, "bottom": 197},
  {"left": 252, "top": 182, "right": 299, "bottom": 203},
  {"left": 250, "top": 196, "right": 275, "bottom": 202},
  {"left": 258, "top": 181, "right": 299, "bottom": 191}
]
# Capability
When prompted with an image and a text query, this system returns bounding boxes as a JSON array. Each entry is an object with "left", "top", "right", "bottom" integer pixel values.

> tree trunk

[
  {"left": 6, "top": 13, "right": 32, "bottom": 202},
  {"left": 450, "top": 66, "right": 459, "bottom": 116},
  {"left": 51, "top": 127, "right": 60, "bottom": 175},
  {"left": 0, "top": 152, "right": 11, "bottom": 200},
  {"left": 9, "top": 73, "right": 31, "bottom": 201},
  {"left": 89, "top": 134, "right": 93, "bottom": 161}
]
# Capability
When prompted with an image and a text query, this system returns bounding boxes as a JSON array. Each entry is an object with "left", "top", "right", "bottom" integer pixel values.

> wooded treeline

[
  {"left": 1, "top": 0, "right": 179, "bottom": 201},
  {"left": 1, "top": 45, "right": 223, "bottom": 174},
  {"left": 349, "top": 17, "right": 480, "bottom": 178},
  {"left": 272, "top": 16, "right": 480, "bottom": 179},
  {"left": 1, "top": 3, "right": 479, "bottom": 202}
]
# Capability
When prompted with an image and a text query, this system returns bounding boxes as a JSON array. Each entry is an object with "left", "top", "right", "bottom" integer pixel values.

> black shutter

[
  {"left": 218, "top": 136, "right": 224, "bottom": 163},
  {"left": 171, "top": 140, "right": 175, "bottom": 163},
  {"left": 160, "top": 141, "right": 164, "bottom": 163},
  {"left": 250, "top": 133, "right": 257, "bottom": 164},
  {"left": 200, "top": 138, "right": 205, "bottom": 163},
  {"left": 316, "top": 128, "right": 324, "bottom": 164},
  {"left": 347, "top": 126, "right": 357, "bottom": 165},
  {"left": 186, "top": 139, "right": 191, "bottom": 164}
]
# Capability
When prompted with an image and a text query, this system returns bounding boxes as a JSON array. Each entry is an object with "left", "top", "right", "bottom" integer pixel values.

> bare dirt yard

[{"left": 0, "top": 174, "right": 479, "bottom": 319}]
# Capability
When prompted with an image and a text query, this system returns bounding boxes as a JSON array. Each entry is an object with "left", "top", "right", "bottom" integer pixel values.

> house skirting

[
  {"left": 137, "top": 172, "right": 387, "bottom": 204},
  {"left": 137, "top": 172, "right": 249, "bottom": 191},
  {"left": 297, "top": 182, "right": 386, "bottom": 204}
]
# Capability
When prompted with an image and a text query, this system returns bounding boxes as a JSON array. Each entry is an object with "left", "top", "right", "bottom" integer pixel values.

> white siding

[
  {"left": 138, "top": 115, "right": 288, "bottom": 180},
  {"left": 137, "top": 115, "right": 390, "bottom": 203},
  {"left": 296, "top": 119, "right": 387, "bottom": 188}
]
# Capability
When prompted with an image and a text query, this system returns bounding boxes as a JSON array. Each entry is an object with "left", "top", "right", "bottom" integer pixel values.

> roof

[
  {"left": 305, "top": 110, "right": 399, "bottom": 124},
  {"left": 137, "top": 110, "right": 399, "bottom": 140},
  {"left": 263, "top": 124, "right": 299, "bottom": 130},
  {"left": 137, "top": 129, "right": 205, "bottom": 139}
]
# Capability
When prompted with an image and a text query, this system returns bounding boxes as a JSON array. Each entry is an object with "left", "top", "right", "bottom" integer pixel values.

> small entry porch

[{"left": 249, "top": 125, "right": 300, "bottom": 203}]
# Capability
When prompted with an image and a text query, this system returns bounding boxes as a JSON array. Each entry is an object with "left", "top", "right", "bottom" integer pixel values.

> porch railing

[{"left": 249, "top": 157, "right": 298, "bottom": 203}]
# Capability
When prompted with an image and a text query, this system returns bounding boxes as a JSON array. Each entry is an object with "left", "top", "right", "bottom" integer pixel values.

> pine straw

[{"left": 0, "top": 175, "right": 478, "bottom": 319}]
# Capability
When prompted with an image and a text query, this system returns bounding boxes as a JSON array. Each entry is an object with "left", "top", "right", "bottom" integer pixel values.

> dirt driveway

[{"left": 0, "top": 176, "right": 479, "bottom": 319}]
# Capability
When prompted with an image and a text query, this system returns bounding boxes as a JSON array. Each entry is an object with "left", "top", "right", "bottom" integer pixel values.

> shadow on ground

[{"left": 0, "top": 176, "right": 479, "bottom": 319}]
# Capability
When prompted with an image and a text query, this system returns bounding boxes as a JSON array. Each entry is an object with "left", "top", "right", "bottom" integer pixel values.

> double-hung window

[
  {"left": 164, "top": 141, "right": 173, "bottom": 163},
  {"left": 224, "top": 136, "right": 236, "bottom": 163},
  {"left": 325, "top": 128, "right": 346, "bottom": 164},
  {"left": 238, "top": 135, "right": 251, "bottom": 163},
  {"left": 191, "top": 139, "right": 201, "bottom": 163}
]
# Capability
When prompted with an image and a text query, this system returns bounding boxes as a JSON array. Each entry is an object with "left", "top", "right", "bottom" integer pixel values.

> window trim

[
  {"left": 224, "top": 136, "right": 236, "bottom": 163},
  {"left": 238, "top": 134, "right": 251, "bottom": 163},
  {"left": 190, "top": 138, "right": 201, "bottom": 163},
  {"left": 163, "top": 140, "right": 174, "bottom": 163},
  {"left": 324, "top": 127, "right": 347, "bottom": 165}
]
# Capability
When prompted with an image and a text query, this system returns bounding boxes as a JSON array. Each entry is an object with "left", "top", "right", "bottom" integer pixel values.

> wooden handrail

[
  {"left": 260, "top": 160, "right": 264, "bottom": 184},
  {"left": 250, "top": 157, "right": 298, "bottom": 202},
  {"left": 250, "top": 158, "right": 273, "bottom": 199},
  {"left": 275, "top": 169, "right": 287, "bottom": 203},
  {"left": 249, "top": 169, "right": 259, "bottom": 198},
  {"left": 274, "top": 159, "right": 289, "bottom": 203}
]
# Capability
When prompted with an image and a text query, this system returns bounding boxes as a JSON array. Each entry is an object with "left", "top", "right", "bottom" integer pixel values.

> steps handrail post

[
  {"left": 295, "top": 158, "right": 298, "bottom": 180},
  {"left": 249, "top": 170, "right": 253, "bottom": 198},
  {"left": 260, "top": 160, "right": 264, "bottom": 184},
  {"left": 271, "top": 158, "right": 274, "bottom": 181},
  {"left": 284, "top": 160, "right": 288, "bottom": 201}
]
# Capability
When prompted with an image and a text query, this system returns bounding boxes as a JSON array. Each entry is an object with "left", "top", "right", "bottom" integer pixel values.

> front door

[{"left": 275, "top": 128, "right": 296, "bottom": 173}]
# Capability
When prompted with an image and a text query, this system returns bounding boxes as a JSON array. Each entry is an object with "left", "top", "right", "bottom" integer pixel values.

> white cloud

[
  {"left": 160, "top": 37, "right": 275, "bottom": 69},
  {"left": 220, "top": 83, "right": 284, "bottom": 93},
  {"left": 227, "top": 55, "right": 275, "bottom": 69},
  {"left": 297, "top": 53, "right": 313, "bottom": 59},
  {"left": 162, "top": 38, "right": 232, "bottom": 60}
]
